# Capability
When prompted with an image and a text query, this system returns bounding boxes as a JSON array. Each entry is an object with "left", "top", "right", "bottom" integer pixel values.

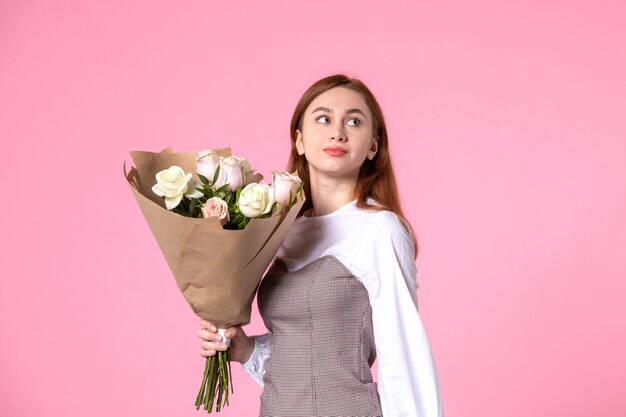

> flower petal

[{"left": 164, "top": 194, "right": 183, "bottom": 210}]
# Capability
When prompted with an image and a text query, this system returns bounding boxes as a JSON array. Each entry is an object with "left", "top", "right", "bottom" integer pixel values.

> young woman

[{"left": 197, "top": 74, "right": 444, "bottom": 417}]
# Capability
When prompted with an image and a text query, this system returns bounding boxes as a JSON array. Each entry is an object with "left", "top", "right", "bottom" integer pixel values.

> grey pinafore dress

[{"left": 257, "top": 255, "right": 383, "bottom": 417}]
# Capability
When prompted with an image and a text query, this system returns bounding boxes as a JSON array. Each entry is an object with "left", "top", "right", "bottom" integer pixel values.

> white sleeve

[
  {"left": 241, "top": 332, "right": 272, "bottom": 387},
  {"left": 359, "top": 212, "right": 444, "bottom": 417}
]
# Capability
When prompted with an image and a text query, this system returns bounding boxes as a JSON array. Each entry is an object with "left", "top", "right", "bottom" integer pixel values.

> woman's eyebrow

[
  {"left": 311, "top": 106, "right": 332, "bottom": 114},
  {"left": 311, "top": 107, "right": 368, "bottom": 118}
]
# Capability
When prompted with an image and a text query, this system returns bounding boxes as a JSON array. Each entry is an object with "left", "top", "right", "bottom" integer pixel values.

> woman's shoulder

[
  {"left": 340, "top": 202, "right": 416, "bottom": 288},
  {"left": 360, "top": 199, "right": 412, "bottom": 237},
  {"left": 351, "top": 200, "right": 415, "bottom": 262}
]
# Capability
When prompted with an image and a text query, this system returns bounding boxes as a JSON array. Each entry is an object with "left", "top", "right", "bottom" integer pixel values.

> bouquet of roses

[{"left": 124, "top": 146, "right": 305, "bottom": 413}]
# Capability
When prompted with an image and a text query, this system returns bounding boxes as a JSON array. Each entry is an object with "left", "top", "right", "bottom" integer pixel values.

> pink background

[{"left": 1, "top": 1, "right": 625, "bottom": 416}]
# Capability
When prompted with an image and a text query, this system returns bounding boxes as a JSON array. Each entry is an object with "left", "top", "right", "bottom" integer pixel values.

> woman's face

[{"left": 295, "top": 86, "right": 378, "bottom": 182}]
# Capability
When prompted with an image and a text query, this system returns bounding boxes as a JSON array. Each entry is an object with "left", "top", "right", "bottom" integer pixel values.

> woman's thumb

[{"left": 224, "top": 326, "right": 238, "bottom": 339}]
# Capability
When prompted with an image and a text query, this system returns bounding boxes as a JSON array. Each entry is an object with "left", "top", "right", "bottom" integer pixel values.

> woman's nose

[{"left": 331, "top": 127, "right": 347, "bottom": 141}]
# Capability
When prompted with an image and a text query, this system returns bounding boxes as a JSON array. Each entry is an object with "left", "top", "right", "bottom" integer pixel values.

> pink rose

[
  {"left": 272, "top": 171, "right": 303, "bottom": 208},
  {"left": 220, "top": 156, "right": 247, "bottom": 192},
  {"left": 197, "top": 150, "right": 227, "bottom": 188},
  {"left": 201, "top": 197, "right": 230, "bottom": 226}
]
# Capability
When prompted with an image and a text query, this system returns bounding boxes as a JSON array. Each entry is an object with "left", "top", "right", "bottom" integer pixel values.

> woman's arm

[
  {"left": 241, "top": 332, "right": 272, "bottom": 387},
  {"left": 198, "top": 320, "right": 272, "bottom": 387},
  {"left": 358, "top": 212, "right": 444, "bottom": 417}
]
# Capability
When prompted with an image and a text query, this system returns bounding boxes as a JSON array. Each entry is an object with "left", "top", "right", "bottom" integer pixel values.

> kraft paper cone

[{"left": 125, "top": 147, "right": 305, "bottom": 328}]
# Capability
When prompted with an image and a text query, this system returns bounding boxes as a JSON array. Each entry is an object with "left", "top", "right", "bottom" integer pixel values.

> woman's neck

[{"left": 307, "top": 171, "right": 357, "bottom": 217}]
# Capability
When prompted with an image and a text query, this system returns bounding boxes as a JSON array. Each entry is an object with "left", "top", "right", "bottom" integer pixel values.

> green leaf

[
  {"left": 198, "top": 174, "right": 209, "bottom": 185},
  {"left": 211, "top": 165, "right": 221, "bottom": 186}
]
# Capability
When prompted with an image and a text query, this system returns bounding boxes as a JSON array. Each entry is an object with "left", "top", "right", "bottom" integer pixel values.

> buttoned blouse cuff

[{"left": 241, "top": 332, "right": 272, "bottom": 387}]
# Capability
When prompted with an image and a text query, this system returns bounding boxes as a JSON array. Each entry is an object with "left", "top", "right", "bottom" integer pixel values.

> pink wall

[{"left": 1, "top": 1, "right": 625, "bottom": 416}]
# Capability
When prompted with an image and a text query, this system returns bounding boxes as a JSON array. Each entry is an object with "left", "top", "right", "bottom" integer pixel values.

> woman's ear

[
  {"left": 368, "top": 137, "right": 379, "bottom": 160},
  {"left": 295, "top": 130, "right": 305, "bottom": 155}
]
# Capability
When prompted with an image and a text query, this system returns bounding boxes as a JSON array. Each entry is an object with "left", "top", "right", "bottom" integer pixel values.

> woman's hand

[{"left": 197, "top": 318, "right": 255, "bottom": 364}]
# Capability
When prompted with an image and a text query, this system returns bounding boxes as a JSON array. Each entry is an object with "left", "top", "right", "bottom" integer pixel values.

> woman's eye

[
  {"left": 346, "top": 118, "right": 360, "bottom": 126},
  {"left": 317, "top": 115, "right": 330, "bottom": 124}
]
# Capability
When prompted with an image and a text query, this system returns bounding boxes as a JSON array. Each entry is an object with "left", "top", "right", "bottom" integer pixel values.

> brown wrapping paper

[{"left": 125, "top": 147, "right": 305, "bottom": 328}]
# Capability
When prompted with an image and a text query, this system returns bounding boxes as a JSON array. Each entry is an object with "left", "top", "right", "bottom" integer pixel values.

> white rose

[
  {"left": 184, "top": 178, "right": 204, "bottom": 199},
  {"left": 151, "top": 165, "right": 192, "bottom": 210},
  {"left": 238, "top": 183, "right": 276, "bottom": 218}
]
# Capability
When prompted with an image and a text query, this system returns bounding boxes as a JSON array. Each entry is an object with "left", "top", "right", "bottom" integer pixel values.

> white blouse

[{"left": 242, "top": 198, "right": 444, "bottom": 417}]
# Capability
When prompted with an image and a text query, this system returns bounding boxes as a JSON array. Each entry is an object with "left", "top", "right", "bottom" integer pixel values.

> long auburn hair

[{"left": 287, "top": 74, "right": 419, "bottom": 259}]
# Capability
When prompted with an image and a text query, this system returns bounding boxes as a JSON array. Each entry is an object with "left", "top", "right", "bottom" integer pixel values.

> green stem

[
  {"left": 195, "top": 356, "right": 210, "bottom": 409},
  {"left": 216, "top": 354, "right": 223, "bottom": 412},
  {"left": 194, "top": 347, "right": 233, "bottom": 413},
  {"left": 206, "top": 355, "right": 216, "bottom": 411},
  {"left": 219, "top": 352, "right": 227, "bottom": 409},
  {"left": 227, "top": 348, "right": 234, "bottom": 394}
]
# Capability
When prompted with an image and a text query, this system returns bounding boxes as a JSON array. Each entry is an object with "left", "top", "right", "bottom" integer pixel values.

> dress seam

[{"left": 306, "top": 256, "right": 325, "bottom": 417}]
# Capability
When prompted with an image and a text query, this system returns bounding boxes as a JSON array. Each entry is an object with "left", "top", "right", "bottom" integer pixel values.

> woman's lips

[{"left": 324, "top": 148, "right": 347, "bottom": 156}]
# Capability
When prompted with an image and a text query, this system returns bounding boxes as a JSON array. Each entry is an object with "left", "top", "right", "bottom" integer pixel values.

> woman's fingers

[
  {"left": 196, "top": 321, "right": 238, "bottom": 341},
  {"left": 224, "top": 326, "right": 238, "bottom": 339},
  {"left": 196, "top": 321, "right": 242, "bottom": 360},
  {"left": 200, "top": 349, "right": 216, "bottom": 357},
  {"left": 200, "top": 339, "right": 229, "bottom": 358},
  {"left": 196, "top": 328, "right": 226, "bottom": 342},
  {"left": 201, "top": 340, "right": 229, "bottom": 351},
  {"left": 199, "top": 318, "right": 217, "bottom": 332}
]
